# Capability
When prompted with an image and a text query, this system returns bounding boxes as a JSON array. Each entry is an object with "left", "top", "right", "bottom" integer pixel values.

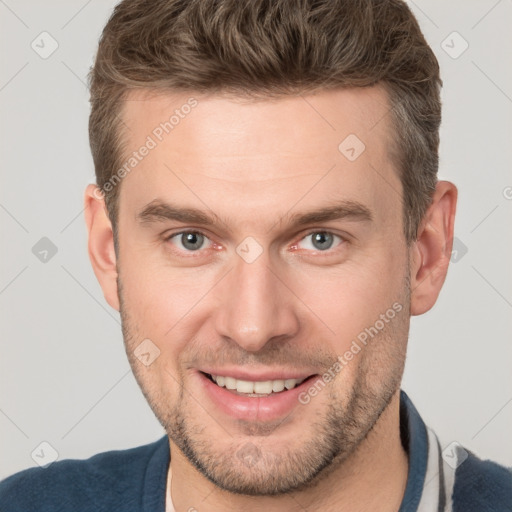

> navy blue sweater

[{"left": 1, "top": 391, "right": 511, "bottom": 511}]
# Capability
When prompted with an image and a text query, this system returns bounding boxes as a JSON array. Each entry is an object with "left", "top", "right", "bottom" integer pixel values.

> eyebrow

[
  {"left": 137, "top": 201, "right": 217, "bottom": 226},
  {"left": 136, "top": 199, "right": 373, "bottom": 229},
  {"left": 287, "top": 201, "right": 373, "bottom": 226}
]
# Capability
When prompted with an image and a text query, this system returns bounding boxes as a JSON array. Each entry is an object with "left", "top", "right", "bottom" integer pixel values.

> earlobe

[
  {"left": 84, "top": 184, "right": 120, "bottom": 312},
  {"left": 410, "top": 181, "right": 458, "bottom": 316}
]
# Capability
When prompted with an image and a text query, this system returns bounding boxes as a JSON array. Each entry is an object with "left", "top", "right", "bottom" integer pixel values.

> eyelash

[
  {"left": 164, "top": 230, "right": 346, "bottom": 256},
  {"left": 292, "top": 230, "right": 345, "bottom": 253},
  {"left": 164, "top": 230, "right": 216, "bottom": 255}
]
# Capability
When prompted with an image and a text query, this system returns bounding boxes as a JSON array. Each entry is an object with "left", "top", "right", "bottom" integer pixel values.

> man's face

[{"left": 116, "top": 86, "right": 411, "bottom": 495}]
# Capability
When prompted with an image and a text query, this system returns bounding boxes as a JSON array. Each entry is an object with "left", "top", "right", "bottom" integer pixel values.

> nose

[{"left": 212, "top": 247, "right": 300, "bottom": 352}]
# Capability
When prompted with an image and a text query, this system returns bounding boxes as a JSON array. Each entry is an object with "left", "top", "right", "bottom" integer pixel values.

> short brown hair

[{"left": 88, "top": 0, "right": 441, "bottom": 245}]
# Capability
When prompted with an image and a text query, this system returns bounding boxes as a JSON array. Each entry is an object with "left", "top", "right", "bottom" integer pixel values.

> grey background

[{"left": 1, "top": 0, "right": 511, "bottom": 478}]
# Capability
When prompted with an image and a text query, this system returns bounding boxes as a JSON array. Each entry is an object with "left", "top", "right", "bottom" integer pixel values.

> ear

[
  {"left": 84, "top": 184, "right": 120, "bottom": 312},
  {"left": 410, "top": 181, "right": 458, "bottom": 316}
]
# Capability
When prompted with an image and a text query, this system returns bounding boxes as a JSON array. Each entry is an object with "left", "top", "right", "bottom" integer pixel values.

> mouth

[
  {"left": 201, "top": 371, "right": 318, "bottom": 397},
  {"left": 197, "top": 370, "right": 321, "bottom": 422}
]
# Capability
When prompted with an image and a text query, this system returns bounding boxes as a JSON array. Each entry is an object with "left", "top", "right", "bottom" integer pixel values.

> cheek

[
  {"left": 118, "top": 238, "right": 237, "bottom": 384},
  {"left": 119, "top": 252, "right": 218, "bottom": 351},
  {"left": 291, "top": 251, "right": 406, "bottom": 350}
]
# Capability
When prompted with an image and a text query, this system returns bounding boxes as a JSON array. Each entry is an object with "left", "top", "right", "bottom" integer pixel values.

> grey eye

[
  {"left": 179, "top": 232, "right": 206, "bottom": 251},
  {"left": 310, "top": 232, "right": 334, "bottom": 250},
  {"left": 297, "top": 231, "right": 342, "bottom": 252}
]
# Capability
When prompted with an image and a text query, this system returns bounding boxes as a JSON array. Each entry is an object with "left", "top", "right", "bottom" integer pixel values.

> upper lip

[{"left": 199, "top": 368, "right": 318, "bottom": 382}]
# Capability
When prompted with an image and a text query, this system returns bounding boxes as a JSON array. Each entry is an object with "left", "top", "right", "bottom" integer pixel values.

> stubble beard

[{"left": 118, "top": 274, "right": 410, "bottom": 497}]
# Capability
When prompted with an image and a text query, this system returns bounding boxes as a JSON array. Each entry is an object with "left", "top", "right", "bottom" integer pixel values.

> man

[{"left": 1, "top": 0, "right": 510, "bottom": 510}]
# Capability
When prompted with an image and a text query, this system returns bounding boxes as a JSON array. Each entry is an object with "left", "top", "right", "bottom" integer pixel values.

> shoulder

[
  {"left": 452, "top": 449, "right": 512, "bottom": 512},
  {"left": 0, "top": 436, "right": 168, "bottom": 512}
]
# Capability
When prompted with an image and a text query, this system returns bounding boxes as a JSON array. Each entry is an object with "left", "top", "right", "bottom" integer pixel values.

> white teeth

[
  {"left": 272, "top": 380, "right": 285, "bottom": 392},
  {"left": 210, "top": 374, "right": 306, "bottom": 394},
  {"left": 224, "top": 376, "right": 237, "bottom": 390},
  {"left": 254, "top": 380, "right": 273, "bottom": 394},
  {"left": 284, "top": 379, "right": 298, "bottom": 390},
  {"left": 236, "top": 379, "right": 254, "bottom": 393}
]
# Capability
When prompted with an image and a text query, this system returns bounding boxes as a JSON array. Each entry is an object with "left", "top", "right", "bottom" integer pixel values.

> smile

[{"left": 207, "top": 373, "right": 308, "bottom": 396}]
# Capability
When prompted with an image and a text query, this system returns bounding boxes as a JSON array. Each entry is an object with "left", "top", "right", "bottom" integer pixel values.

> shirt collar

[{"left": 398, "top": 389, "right": 431, "bottom": 511}]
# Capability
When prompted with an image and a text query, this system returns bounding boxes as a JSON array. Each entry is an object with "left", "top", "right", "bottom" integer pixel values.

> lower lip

[{"left": 197, "top": 371, "right": 318, "bottom": 423}]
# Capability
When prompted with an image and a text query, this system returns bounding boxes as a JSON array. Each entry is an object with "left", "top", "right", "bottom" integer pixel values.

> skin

[{"left": 84, "top": 86, "right": 457, "bottom": 512}]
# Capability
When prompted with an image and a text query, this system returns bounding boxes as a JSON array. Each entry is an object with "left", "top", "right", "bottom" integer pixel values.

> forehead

[
  {"left": 121, "top": 86, "right": 393, "bottom": 161},
  {"left": 117, "top": 86, "right": 401, "bottom": 231}
]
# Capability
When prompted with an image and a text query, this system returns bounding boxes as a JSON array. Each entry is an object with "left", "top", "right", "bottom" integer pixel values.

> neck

[{"left": 167, "top": 389, "right": 408, "bottom": 512}]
